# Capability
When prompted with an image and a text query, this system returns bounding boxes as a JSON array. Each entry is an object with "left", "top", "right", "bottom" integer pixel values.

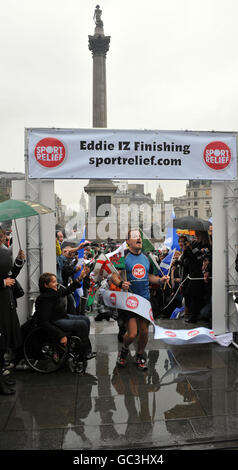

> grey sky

[{"left": 1, "top": 0, "right": 237, "bottom": 206}]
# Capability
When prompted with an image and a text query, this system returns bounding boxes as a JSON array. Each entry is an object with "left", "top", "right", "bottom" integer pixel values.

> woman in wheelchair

[{"left": 35, "top": 267, "right": 96, "bottom": 373}]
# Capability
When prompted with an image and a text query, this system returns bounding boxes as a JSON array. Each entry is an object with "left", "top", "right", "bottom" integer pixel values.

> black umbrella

[{"left": 173, "top": 216, "right": 210, "bottom": 231}]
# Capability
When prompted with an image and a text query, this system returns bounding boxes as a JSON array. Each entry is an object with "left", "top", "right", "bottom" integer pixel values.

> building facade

[
  {"left": 112, "top": 181, "right": 155, "bottom": 239},
  {"left": 170, "top": 180, "right": 212, "bottom": 220}
]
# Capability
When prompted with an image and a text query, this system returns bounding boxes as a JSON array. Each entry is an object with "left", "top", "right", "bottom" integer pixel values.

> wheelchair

[{"left": 23, "top": 326, "right": 85, "bottom": 374}]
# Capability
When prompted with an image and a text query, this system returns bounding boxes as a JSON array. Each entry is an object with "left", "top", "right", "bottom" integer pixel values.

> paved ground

[{"left": 1, "top": 316, "right": 238, "bottom": 451}]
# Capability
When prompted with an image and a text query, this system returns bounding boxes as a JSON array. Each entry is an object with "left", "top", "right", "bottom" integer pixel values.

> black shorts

[{"left": 117, "top": 308, "right": 149, "bottom": 326}]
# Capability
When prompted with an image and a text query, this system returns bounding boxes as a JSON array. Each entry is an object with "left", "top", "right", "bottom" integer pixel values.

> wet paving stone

[
  {"left": 0, "top": 428, "right": 64, "bottom": 450},
  {"left": 0, "top": 403, "right": 15, "bottom": 432},
  {"left": 190, "top": 414, "right": 238, "bottom": 441},
  {"left": 5, "top": 385, "right": 78, "bottom": 430},
  {"left": 186, "top": 367, "right": 238, "bottom": 391},
  {"left": 193, "top": 389, "right": 238, "bottom": 416},
  {"left": 2, "top": 320, "right": 238, "bottom": 450}
]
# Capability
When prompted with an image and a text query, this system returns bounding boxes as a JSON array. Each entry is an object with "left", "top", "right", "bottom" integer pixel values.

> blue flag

[
  {"left": 164, "top": 209, "right": 180, "bottom": 251},
  {"left": 164, "top": 227, "right": 180, "bottom": 251},
  {"left": 73, "top": 227, "right": 86, "bottom": 308},
  {"left": 160, "top": 249, "right": 175, "bottom": 276}
]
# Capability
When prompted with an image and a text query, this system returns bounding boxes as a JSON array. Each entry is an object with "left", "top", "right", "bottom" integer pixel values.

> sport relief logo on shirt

[{"left": 132, "top": 264, "right": 146, "bottom": 279}]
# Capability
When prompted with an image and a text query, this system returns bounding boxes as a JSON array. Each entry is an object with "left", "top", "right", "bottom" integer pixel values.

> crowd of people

[
  {"left": 0, "top": 223, "right": 213, "bottom": 394},
  {"left": 54, "top": 226, "right": 213, "bottom": 369},
  {"left": 149, "top": 228, "right": 212, "bottom": 327},
  {"left": 55, "top": 227, "right": 213, "bottom": 327}
]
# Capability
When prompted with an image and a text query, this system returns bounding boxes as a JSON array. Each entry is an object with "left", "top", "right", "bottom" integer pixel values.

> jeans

[{"left": 54, "top": 314, "right": 92, "bottom": 359}]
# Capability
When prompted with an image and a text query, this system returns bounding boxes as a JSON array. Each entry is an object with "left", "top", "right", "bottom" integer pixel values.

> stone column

[
  {"left": 85, "top": 6, "right": 117, "bottom": 240},
  {"left": 88, "top": 6, "right": 110, "bottom": 128}
]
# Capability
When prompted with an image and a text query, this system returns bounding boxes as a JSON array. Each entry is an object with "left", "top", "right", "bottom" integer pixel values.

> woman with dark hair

[{"left": 35, "top": 267, "right": 96, "bottom": 374}]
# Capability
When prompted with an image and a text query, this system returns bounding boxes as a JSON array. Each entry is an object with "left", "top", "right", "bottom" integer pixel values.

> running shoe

[{"left": 116, "top": 347, "right": 129, "bottom": 367}]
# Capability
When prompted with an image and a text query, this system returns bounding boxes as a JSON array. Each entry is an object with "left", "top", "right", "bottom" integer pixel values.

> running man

[{"left": 111, "top": 229, "right": 169, "bottom": 370}]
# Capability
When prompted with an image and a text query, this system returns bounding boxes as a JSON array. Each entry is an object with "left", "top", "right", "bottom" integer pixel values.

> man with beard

[{"left": 111, "top": 229, "right": 168, "bottom": 370}]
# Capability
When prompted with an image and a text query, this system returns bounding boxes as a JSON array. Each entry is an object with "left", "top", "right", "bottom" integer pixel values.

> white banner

[
  {"left": 27, "top": 128, "right": 237, "bottom": 180},
  {"left": 101, "top": 289, "right": 233, "bottom": 347}
]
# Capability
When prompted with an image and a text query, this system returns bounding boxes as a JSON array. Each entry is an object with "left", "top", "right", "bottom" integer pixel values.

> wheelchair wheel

[{"left": 24, "top": 327, "right": 68, "bottom": 373}]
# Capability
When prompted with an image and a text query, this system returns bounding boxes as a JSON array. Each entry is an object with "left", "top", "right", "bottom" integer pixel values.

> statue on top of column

[{"left": 94, "top": 5, "right": 103, "bottom": 28}]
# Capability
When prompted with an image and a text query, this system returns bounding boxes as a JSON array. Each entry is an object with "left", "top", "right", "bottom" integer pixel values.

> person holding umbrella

[
  {"left": 0, "top": 198, "right": 54, "bottom": 392},
  {"left": 179, "top": 230, "right": 211, "bottom": 323},
  {"left": 0, "top": 228, "right": 26, "bottom": 395}
]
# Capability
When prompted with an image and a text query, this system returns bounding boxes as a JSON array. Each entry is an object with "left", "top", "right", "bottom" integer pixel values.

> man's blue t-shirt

[{"left": 125, "top": 251, "right": 153, "bottom": 300}]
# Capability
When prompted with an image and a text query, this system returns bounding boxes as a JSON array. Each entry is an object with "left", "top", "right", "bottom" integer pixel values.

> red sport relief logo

[
  {"left": 126, "top": 296, "right": 139, "bottom": 309},
  {"left": 109, "top": 293, "right": 117, "bottom": 306},
  {"left": 187, "top": 330, "right": 200, "bottom": 337},
  {"left": 203, "top": 141, "right": 232, "bottom": 170},
  {"left": 34, "top": 137, "right": 66, "bottom": 168},
  {"left": 132, "top": 264, "right": 146, "bottom": 279},
  {"left": 164, "top": 331, "right": 177, "bottom": 338}
]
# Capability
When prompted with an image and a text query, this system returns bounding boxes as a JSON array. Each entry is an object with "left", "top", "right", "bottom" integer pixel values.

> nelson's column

[{"left": 84, "top": 5, "right": 117, "bottom": 240}]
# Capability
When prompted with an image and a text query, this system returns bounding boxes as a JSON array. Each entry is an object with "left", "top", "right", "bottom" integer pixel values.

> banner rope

[{"left": 161, "top": 274, "right": 212, "bottom": 311}]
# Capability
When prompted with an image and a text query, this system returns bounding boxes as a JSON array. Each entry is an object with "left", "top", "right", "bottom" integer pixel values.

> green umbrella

[
  {"left": 0, "top": 199, "right": 54, "bottom": 248},
  {"left": 0, "top": 199, "right": 53, "bottom": 222}
]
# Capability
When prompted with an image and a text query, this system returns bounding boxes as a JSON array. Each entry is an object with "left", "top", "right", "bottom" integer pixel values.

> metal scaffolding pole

[{"left": 24, "top": 129, "right": 43, "bottom": 316}]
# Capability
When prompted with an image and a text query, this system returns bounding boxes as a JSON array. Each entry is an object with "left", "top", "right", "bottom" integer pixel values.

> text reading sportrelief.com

[
  {"left": 80, "top": 140, "right": 190, "bottom": 168},
  {"left": 29, "top": 129, "right": 236, "bottom": 181}
]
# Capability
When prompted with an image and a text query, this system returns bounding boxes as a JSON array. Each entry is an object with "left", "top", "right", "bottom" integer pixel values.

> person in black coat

[
  {"left": 35, "top": 266, "right": 96, "bottom": 373},
  {"left": 0, "top": 229, "right": 26, "bottom": 395},
  {"left": 180, "top": 231, "right": 211, "bottom": 323}
]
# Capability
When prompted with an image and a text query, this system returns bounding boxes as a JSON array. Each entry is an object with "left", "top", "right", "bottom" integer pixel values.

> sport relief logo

[
  {"left": 203, "top": 141, "right": 232, "bottom": 171},
  {"left": 126, "top": 296, "right": 139, "bottom": 310},
  {"left": 132, "top": 264, "right": 146, "bottom": 279},
  {"left": 164, "top": 331, "right": 177, "bottom": 338},
  {"left": 34, "top": 137, "right": 66, "bottom": 168},
  {"left": 187, "top": 330, "right": 200, "bottom": 337},
  {"left": 109, "top": 293, "right": 117, "bottom": 306}
]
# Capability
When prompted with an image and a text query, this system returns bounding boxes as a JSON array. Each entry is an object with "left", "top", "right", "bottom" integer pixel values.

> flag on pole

[
  {"left": 139, "top": 229, "right": 155, "bottom": 252},
  {"left": 159, "top": 249, "right": 176, "bottom": 276},
  {"left": 73, "top": 226, "right": 86, "bottom": 308},
  {"left": 105, "top": 241, "right": 127, "bottom": 269},
  {"left": 93, "top": 253, "right": 119, "bottom": 282},
  {"left": 164, "top": 227, "right": 180, "bottom": 251},
  {"left": 87, "top": 276, "right": 98, "bottom": 307},
  {"left": 164, "top": 209, "right": 180, "bottom": 251},
  {"left": 148, "top": 252, "right": 164, "bottom": 276}
]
